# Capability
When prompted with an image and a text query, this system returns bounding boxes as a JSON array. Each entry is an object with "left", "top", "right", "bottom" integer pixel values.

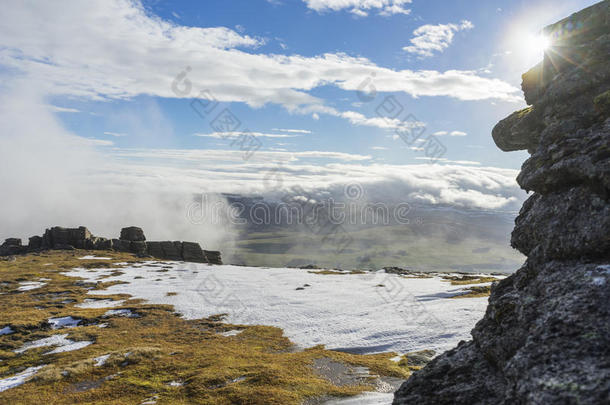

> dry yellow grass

[
  {"left": 450, "top": 285, "right": 492, "bottom": 299},
  {"left": 0, "top": 250, "right": 412, "bottom": 404}
]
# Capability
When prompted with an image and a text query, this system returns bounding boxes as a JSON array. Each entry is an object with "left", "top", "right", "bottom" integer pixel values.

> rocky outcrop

[
  {"left": 394, "top": 2, "right": 610, "bottom": 404},
  {"left": 120, "top": 226, "right": 146, "bottom": 242},
  {"left": 0, "top": 226, "right": 220, "bottom": 264}
]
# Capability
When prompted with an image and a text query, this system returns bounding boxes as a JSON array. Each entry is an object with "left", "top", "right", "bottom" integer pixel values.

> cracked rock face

[{"left": 394, "top": 2, "right": 610, "bottom": 404}]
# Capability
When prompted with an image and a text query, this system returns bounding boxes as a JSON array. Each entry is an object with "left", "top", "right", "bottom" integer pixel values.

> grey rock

[
  {"left": 111, "top": 238, "right": 131, "bottom": 253},
  {"left": 511, "top": 188, "right": 610, "bottom": 260},
  {"left": 160, "top": 241, "right": 182, "bottom": 260},
  {"left": 130, "top": 241, "right": 147, "bottom": 255},
  {"left": 120, "top": 226, "right": 146, "bottom": 242},
  {"left": 146, "top": 241, "right": 163, "bottom": 258},
  {"left": 403, "top": 350, "right": 436, "bottom": 367},
  {"left": 3, "top": 238, "right": 21, "bottom": 246},
  {"left": 182, "top": 241, "right": 207, "bottom": 263},
  {"left": 42, "top": 226, "right": 92, "bottom": 249},
  {"left": 394, "top": 3, "right": 610, "bottom": 404},
  {"left": 28, "top": 236, "right": 42, "bottom": 250},
  {"left": 93, "top": 237, "right": 112, "bottom": 250},
  {"left": 492, "top": 107, "right": 543, "bottom": 152},
  {"left": 0, "top": 239, "right": 26, "bottom": 255},
  {"left": 204, "top": 250, "right": 222, "bottom": 265}
]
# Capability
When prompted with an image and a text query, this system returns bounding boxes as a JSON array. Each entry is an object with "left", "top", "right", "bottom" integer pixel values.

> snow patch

[
  {"left": 0, "top": 326, "right": 14, "bottom": 336},
  {"left": 77, "top": 299, "right": 125, "bottom": 309},
  {"left": 324, "top": 392, "right": 394, "bottom": 404},
  {"left": 0, "top": 366, "right": 45, "bottom": 393},
  {"left": 79, "top": 256, "right": 112, "bottom": 260},
  {"left": 48, "top": 316, "right": 81, "bottom": 329},
  {"left": 94, "top": 354, "right": 110, "bottom": 367},
  {"left": 17, "top": 281, "right": 46, "bottom": 291},
  {"left": 14, "top": 334, "right": 92, "bottom": 354},
  {"left": 104, "top": 309, "right": 139, "bottom": 318},
  {"left": 219, "top": 330, "right": 243, "bottom": 337},
  {"left": 46, "top": 340, "right": 92, "bottom": 354},
  {"left": 65, "top": 263, "right": 489, "bottom": 354}
]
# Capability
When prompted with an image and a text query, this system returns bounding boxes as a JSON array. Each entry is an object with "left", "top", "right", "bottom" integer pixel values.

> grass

[
  {"left": 441, "top": 276, "right": 498, "bottom": 285},
  {"left": 449, "top": 286, "right": 492, "bottom": 299},
  {"left": 0, "top": 250, "right": 413, "bottom": 404}
]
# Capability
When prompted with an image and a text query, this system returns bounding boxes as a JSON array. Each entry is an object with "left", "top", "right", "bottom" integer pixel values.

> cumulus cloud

[
  {"left": 303, "top": 0, "right": 412, "bottom": 16},
  {"left": 433, "top": 130, "right": 468, "bottom": 136},
  {"left": 404, "top": 20, "right": 474, "bottom": 58},
  {"left": 0, "top": 0, "right": 520, "bottom": 122}
]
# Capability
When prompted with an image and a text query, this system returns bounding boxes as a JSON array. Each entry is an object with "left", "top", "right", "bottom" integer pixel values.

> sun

[{"left": 528, "top": 34, "right": 551, "bottom": 55}]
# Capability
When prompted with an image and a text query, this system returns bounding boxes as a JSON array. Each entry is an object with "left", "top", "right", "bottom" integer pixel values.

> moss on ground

[{"left": 0, "top": 251, "right": 411, "bottom": 404}]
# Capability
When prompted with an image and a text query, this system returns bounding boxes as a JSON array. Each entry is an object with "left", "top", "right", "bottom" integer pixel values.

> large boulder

[
  {"left": 146, "top": 241, "right": 164, "bottom": 258},
  {"left": 160, "top": 241, "right": 183, "bottom": 260},
  {"left": 0, "top": 238, "right": 27, "bottom": 255},
  {"left": 111, "top": 238, "right": 131, "bottom": 253},
  {"left": 394, "top": 3, "right": 610, "bottom": 404},
  {"left": 120, "top": 226, "right": 146, "bottom": 242},
  {"left": 182, "top": 242, "right": 207, "bottom": 263},
  {"left": 42, "top": 226, "right": 92, "bottom": 249},
  {"left": 28, "top": 236, "right": 42, "bottom": 250},
  {"left": 204, "top": 250, "right": 222, "bottom": 265}
]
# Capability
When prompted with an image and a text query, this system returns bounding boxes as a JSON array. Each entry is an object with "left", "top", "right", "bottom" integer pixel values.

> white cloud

[
  {"left": 303, "top": 0, "right": 411, "bottom": 16},
  {"left": 433, "top": 130, "right": 468, "bottom": 136},
  {"left": 404, "top": 20, "right": 474, "bottom": 58},
  {"left": 371, "top": 146, "right": 388, "bottom": 150},
  {"left": 47, "top": 105, "right": 81, "bottom": 113},
  {"left": 415, "top": 157, "right": 480, "bottom": 165},
  {"left": 195, "top": 131, "right": 300, "bottom": 139},
  {"left": 104, "top": 131, "right": 127, "bottom": 137},
  {"left": 0, "top": 1, "right": 520, "bottom": 121},
  {"left": 271, "top": 128, "right": 312, "bottom": 134}
]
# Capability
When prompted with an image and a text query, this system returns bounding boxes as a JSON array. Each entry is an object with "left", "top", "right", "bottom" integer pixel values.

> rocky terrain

[
  {"left": 394, "top": 2, "right": 610, "bottom": 404},
  {"left": 0, "top": 226, "right": 222, "bottom": 264}
]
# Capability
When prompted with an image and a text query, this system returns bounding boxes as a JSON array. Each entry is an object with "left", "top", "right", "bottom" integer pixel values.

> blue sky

[
  {"left": 0, "top": 0, "right": 601, "bottom": 241},
  {"left": 44, "top": 0, "right": 597, "bottom": 170}
]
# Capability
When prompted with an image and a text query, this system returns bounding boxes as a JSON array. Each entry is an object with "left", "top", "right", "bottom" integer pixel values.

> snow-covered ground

[
  {"left": 0, "top": 366, "right": 45, "bottom": 393},
  {"left": 17, "top": 281, "right": 46, "bottom": 291},
  {"left": 65, "top": 263, "right": 490, "bottom": 355},
  {"left": 14, "top": 333, "right": 92, "bottom": 355},
  {"left": 76, "top": 299, "right": 125, "bottom": 309}
]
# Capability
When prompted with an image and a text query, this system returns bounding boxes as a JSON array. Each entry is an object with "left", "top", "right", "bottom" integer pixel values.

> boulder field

[{"left": 0, "top": 226, "right": 222, "bottom": 264}]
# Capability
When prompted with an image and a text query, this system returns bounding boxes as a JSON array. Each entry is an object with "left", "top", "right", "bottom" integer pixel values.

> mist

[{"left": 0, "top": 83, "right": 234, "bottom": 252}]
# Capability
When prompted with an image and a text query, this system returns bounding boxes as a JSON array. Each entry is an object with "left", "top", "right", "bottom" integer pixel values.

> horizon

[{"left": 0, "top": 0, "right": 598, "bottom": 248}]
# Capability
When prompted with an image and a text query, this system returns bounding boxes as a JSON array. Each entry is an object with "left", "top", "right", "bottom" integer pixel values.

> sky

[{"left": 0, "top": 0, "right": 600, "bottom": 243}]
